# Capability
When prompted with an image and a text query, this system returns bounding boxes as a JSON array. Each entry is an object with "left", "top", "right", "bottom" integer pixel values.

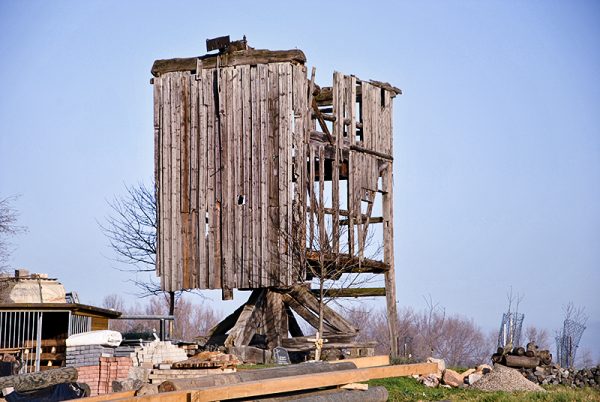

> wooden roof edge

[
  {"left": 367, "top": 79, "right": 402, "bottom": 95},
  {"left": 151, "top": 48, "right": 307, "bottom": 77},
  {"left": 0, "top": 303, "right": 122, "bottom": 318}
]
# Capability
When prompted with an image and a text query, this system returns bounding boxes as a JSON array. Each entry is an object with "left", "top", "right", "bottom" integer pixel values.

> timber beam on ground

[{"left": 92, "top": 363, "right": 436, "bottom": 401}]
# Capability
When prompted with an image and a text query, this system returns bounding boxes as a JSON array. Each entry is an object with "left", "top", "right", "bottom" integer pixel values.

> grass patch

[{"left": 368, "top": 376, "right": 600, "bottom": 401}]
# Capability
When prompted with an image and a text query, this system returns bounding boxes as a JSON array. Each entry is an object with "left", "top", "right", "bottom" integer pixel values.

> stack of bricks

[
  {"left": 98, "top": 356, "right": 133, "bottom": 394},
  {"left": 76, "top": 365, "right": 101, "bottom": 396},
  {"left": 66, "top": 345, "right": 133, "bottom": 396}
]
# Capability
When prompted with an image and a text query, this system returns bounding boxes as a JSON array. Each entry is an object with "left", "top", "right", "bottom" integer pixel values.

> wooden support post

[
  {"left": 382, "top": 164, "right": 399, "bottom": 358},
  {"left": 225, "top": 289, "right": 266, "bottom": 347}
]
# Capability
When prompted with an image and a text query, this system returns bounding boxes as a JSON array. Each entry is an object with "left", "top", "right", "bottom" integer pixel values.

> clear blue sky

[{"left": 1, "top": 1, "right": 598, "bottom": 360}]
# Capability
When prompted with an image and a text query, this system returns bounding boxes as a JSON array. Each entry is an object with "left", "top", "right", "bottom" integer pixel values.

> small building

[{"left": 0, "top": 270, "right": 121, "bottom": 373}]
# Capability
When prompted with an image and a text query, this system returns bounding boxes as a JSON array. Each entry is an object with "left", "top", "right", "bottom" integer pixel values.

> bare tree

[
  {"left": 523, "top": 325, "right": 551, "bottom": 350},
  {"left": 555, "top": 302, "right": 588, "bottom": 368},
  {"left": 0, "top": 195, "right": 26, "bottom": 271},
  {"left": 301, "top": 208, "right": 381, "bottom": 352},
  {"left": 103, "top": 293, "right": 219, "bottom": 340},
  {"left": 100, "top": 182, "right": 182, "bottom": 315},
  {"left": 346, "top": 303, "right": 489, "bottom": 367}
]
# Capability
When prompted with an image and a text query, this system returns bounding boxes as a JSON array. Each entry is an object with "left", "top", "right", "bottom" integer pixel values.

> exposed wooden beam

[
  {"left": 310, "top": 287, "right": 386, "bottom": 298},
  {"left": 151, "top": 49, "right": 306, "bottom": 76},
  {"left": 305, "top": 251, "right": 389, "bottom": 275},
  {"left": 224, "top": 289, "right": 266, "bottom": 347}
]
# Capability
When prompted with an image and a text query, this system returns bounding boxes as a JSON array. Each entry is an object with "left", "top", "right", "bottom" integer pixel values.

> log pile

[{"left": 491, "top": 341, "right": 552, "bottom": 368}]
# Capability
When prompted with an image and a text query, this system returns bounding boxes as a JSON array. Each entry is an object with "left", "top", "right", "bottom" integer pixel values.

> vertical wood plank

[
  {"left": 181, "top": 72, "right": 192, "bottom": 289},
  {"left": 241, "top": 65, "right": 252, "bottom": 289},
  {"left": 222, "top": 67, "right": 233, "bottom": 293},
  {"left": 308, "top": 144, "right": 315, "bottom": 252},
  {"left": 278, "top": 63, "right": 288, "bottom": 286},
  {"left": 258, "top": 64, "right": 269, "bottom": 287},
  {"left": 318, "top": 145, "right": 326, "bottom": 256},
  {"left": 207, "top": 68, "right": 219, "bottom": 289},
  {"left": 332, "top": 72, "right": 343, "bottom": 255},
  {"left": 267, "top": 63, "right": 280, "bottom": 287},
  {"left": 250, "top": 66, "right": 260, "bottom": 287},
  {"left": 347, "top": 75, "right": 356, "bottom": 255},
  {"left": 172, "top": 72, "right": 182, "bottom": 291},
  {"left": 382, "top": 163, "right": 399, "bottom": 358},
  {"left": 153, "top": 76, "right": 162, "bottom": 279},
  {"left": 198, "top": 69, "right": 208, "bottom": 289},
  {"left": 189, "top": 74, "right": 199, "bottom": 289},
  {"left": 291, "top": 64, "right": 307, "bottom": 282}
]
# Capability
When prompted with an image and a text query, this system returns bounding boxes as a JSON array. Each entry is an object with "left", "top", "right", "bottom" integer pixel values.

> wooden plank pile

[
  {"left": 81, "top": 358, "right": 437, "bottom": 401},
  {"left": 25, "top": 339, "right": 66, "bottom": 370}
]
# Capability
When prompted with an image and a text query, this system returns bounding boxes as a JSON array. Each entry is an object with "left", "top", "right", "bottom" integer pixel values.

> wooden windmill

[{"left": 151, "top": 36, "right": 401, "bottom": 358}]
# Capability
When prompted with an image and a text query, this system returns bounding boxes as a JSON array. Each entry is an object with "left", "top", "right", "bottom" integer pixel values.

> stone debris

[
  {"left": 417, "top": 374, "right": 440, "bottom": 388},
  {"left": 442, "top": 368, "right": 463, "bottom": 387},
  {"left": 470, "top": 363, "right": 545, "bottom": 392},
  {"left": 519, "top": 364, "right": 600, "bottom": 388}
]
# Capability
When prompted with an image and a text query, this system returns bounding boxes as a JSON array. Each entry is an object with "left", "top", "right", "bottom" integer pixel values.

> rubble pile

[
  {"left": 519, "top": 364, "right": 600, "bottom": 388},
  {"left": 471, "top": 364, "right": 545, "bottom": 392},
  {"left": 416, "top": 358, "right": 492, "bottom": 389}
]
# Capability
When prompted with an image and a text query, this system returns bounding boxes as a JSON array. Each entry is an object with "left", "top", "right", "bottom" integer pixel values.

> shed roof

[{"left": 0, "top": 303, "right": 121, "bottom": 318}]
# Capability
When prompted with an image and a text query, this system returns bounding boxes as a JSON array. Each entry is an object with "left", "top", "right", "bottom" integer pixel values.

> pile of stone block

[{"left": 130, "top": 341, "right": 188, "bottom": 367}]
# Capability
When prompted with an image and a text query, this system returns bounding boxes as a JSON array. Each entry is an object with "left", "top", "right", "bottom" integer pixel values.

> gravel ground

[{"left": 470, "top": 364, "right": 545, "bottom": 392}]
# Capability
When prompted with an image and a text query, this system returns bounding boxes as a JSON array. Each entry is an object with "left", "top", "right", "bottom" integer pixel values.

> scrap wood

[
  {"left": 330, "top": 355, "right": 389, "bottom": 368},
  {"left": 340, "top": 382, "right": 368, "bottom": 390},
  {"left": 79, "top": 390, "right": 136, "bottom": 401},
  {"left": 101, "top": 362, "right": 436, "bottom": 402}
]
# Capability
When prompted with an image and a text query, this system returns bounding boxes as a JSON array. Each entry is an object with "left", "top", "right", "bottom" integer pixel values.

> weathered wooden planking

[
  {"left": 156, "top": 66, "right": 398, "bottom": 293},
  {"left": 266, "top": 63, "right": 279, "bottom": 286},
  {"left": 257, "top": 64, "right": 269, "bottom": 287},
  {"left": 163, "top": 74, "right": 173, "bottom": 290},
  {"left": 153, "top": 75, "right": 162, "bottom": 279},
  {"left": 240, "top": 65, "right": 252, "bottom": 289},
  {"left": 181, "top": 72, "right": 192, "bottom": 289},
  {"left": 197, "top": 69, "right": 208, "bottom": 289},
  {"left": 249, "top": 66, "right": 260, "bottom": 288},
  {"left": 381, "top": 162, "right": 398, "bottom": 358},
  {"left": 206, "top": 68, "right": 218, "bottom": 289}
]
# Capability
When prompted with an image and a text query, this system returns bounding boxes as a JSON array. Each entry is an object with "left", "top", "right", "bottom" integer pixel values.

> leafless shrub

[
  {"left": 346, "top": 301, "right": 490, "bottom": 367},
  {"left": 103, "top": 293, "right": 220, "bottom": 341},
  {"left": 0, "top": 195, "right": 27, "bottom": 270}
]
